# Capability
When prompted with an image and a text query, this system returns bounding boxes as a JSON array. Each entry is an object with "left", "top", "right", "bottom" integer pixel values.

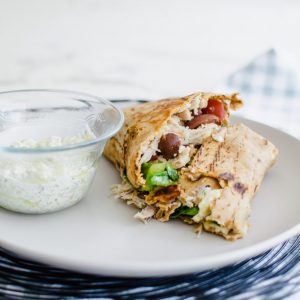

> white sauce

[{"left": 0, "top": 133, "right": 98, "bottom": 213}]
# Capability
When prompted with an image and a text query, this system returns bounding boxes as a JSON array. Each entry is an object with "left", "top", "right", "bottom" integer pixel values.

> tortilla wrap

[{"left": 180, "top": 123, "right": 278, "bottom": 240}]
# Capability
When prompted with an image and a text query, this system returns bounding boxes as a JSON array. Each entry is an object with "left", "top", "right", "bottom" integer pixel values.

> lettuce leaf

[
  {"left": 141, "top": 161, "right": 178, "bottom": 191},
  {"left": 166, "top": 162, "right": 179, "bottom": 181},
  {"left": 171, "top": 206, "right": 199, "bottom": 219}
]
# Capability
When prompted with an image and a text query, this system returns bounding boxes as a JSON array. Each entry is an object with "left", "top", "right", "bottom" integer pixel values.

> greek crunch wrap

[{"left": 104, "top": 92, "right": 278, "bottom": 240}]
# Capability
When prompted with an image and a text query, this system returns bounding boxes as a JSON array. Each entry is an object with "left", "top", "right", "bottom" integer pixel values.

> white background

[{"left": 0, "top": 0, "right": 300, "bottom": 99}]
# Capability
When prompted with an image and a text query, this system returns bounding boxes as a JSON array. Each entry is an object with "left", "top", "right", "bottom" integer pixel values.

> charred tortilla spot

[
  {"left": 146, "top": 186, "right": 180, "bottom": 207},
  {"left": 234, "top": 182, "right": 247, "bottom": 195},
  {"left": 155, "top": 185, "right": 178, "bottom": 196},
  {"left": 128, "top": 126, "right": 139, "bottom": 139},
  {"left": 219, "top": 172, "right": 234, "bottom": 181}
]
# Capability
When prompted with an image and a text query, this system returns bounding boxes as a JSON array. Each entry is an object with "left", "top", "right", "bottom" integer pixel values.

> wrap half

[{"left": 179, "top": 123, "right": 278, "bottom": 240}]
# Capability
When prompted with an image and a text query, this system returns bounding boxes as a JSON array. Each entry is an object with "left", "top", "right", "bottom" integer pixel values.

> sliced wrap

[{"left": 104, "top": 92, "right": 277, "bottom": 240}]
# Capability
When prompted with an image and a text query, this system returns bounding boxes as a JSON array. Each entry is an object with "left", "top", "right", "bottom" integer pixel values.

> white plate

[{"left": 0, "top": 117, "right": 299, "bottom": 277}]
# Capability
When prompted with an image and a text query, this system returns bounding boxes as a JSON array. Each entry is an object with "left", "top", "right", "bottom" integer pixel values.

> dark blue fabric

[{"left": 0, "top": 235, "right": 299, "bottom": 299}]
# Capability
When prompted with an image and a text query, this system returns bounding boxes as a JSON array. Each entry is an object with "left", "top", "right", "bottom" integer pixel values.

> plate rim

[{"left": 1, "top": 221, "right": 300, "bottom": 277}]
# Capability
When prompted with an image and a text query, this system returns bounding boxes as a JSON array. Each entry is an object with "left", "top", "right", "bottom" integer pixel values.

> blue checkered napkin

[{"left": 220, "top": 49, "right": 300, "bottom": 138}]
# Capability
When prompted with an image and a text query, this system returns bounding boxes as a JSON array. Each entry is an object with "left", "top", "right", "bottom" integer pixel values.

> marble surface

[{"left": 0, "top": 0, "right": 300, "bottom": 100}]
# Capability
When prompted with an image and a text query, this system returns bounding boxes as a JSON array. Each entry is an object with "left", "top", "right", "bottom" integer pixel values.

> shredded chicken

[
  {"left": 194, "top": 223, "right": 203, "bottom": 237},
  {"left": 111, "top": 181, "right": 182, "bottom": 223},
  {"left": 140, "top": 136, "right": 160, "bottom": 164},
  {"left": 134, "top": 206, "right": 156, "bottom": 223},
  {"left": 185, "top": 123, "right": 219, "bottom": 145},
  {"left": 155, "top": 201, "right": 181, "bottom": 222},
  {"left": 170, "top": 145, "right": 196, "bottom": 169},
  {"left": 111, "top": 182, "right": 145, "bottom": 209},
  {"left": 183, "top": 195, "right": 195, "bottom": 208},
  {"left": 177, "top": 109, "right": 192, "bottom": 121},
  {"left": 164, "top": 116, "right": 220, "bottom": 146},
  {"left": 189, "top": 94, "right": 204, "bottom": 114}
]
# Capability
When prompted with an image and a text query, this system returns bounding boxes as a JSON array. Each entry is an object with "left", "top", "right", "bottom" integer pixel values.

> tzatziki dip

[{"left": 0, "top": 132, "right": 98, "bottom": 213}]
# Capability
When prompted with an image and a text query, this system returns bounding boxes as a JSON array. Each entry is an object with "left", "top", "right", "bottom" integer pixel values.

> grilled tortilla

[{"left": 179, "top": 123, "right": 278, "bottom": 240}]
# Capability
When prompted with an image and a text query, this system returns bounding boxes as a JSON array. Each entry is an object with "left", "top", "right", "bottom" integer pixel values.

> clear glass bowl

[{"left": 0, "top": 89, "right": 124, "bottom": 214}]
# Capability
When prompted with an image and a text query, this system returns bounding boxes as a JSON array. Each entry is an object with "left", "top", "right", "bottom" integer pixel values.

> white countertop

[{"left": 0, "top": 0, "right": 300, "bottom": 99}]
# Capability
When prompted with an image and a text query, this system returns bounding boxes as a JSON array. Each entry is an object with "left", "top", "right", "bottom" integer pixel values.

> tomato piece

[{"left": 202, "top": 99, "right": 226, "bottom": 122}]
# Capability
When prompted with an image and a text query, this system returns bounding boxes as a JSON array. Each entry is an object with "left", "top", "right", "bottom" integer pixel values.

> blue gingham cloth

[
  {"left": 218, "top": 48, "right": 300, "bottom": 138},
  {"left": 0, "top": 49, "right": 300, "bottom": 299}
]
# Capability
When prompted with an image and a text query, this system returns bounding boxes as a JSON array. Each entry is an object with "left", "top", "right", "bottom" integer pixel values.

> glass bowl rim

[{"left": 0, "top": 89, "right": 124, "bottom": 154}]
